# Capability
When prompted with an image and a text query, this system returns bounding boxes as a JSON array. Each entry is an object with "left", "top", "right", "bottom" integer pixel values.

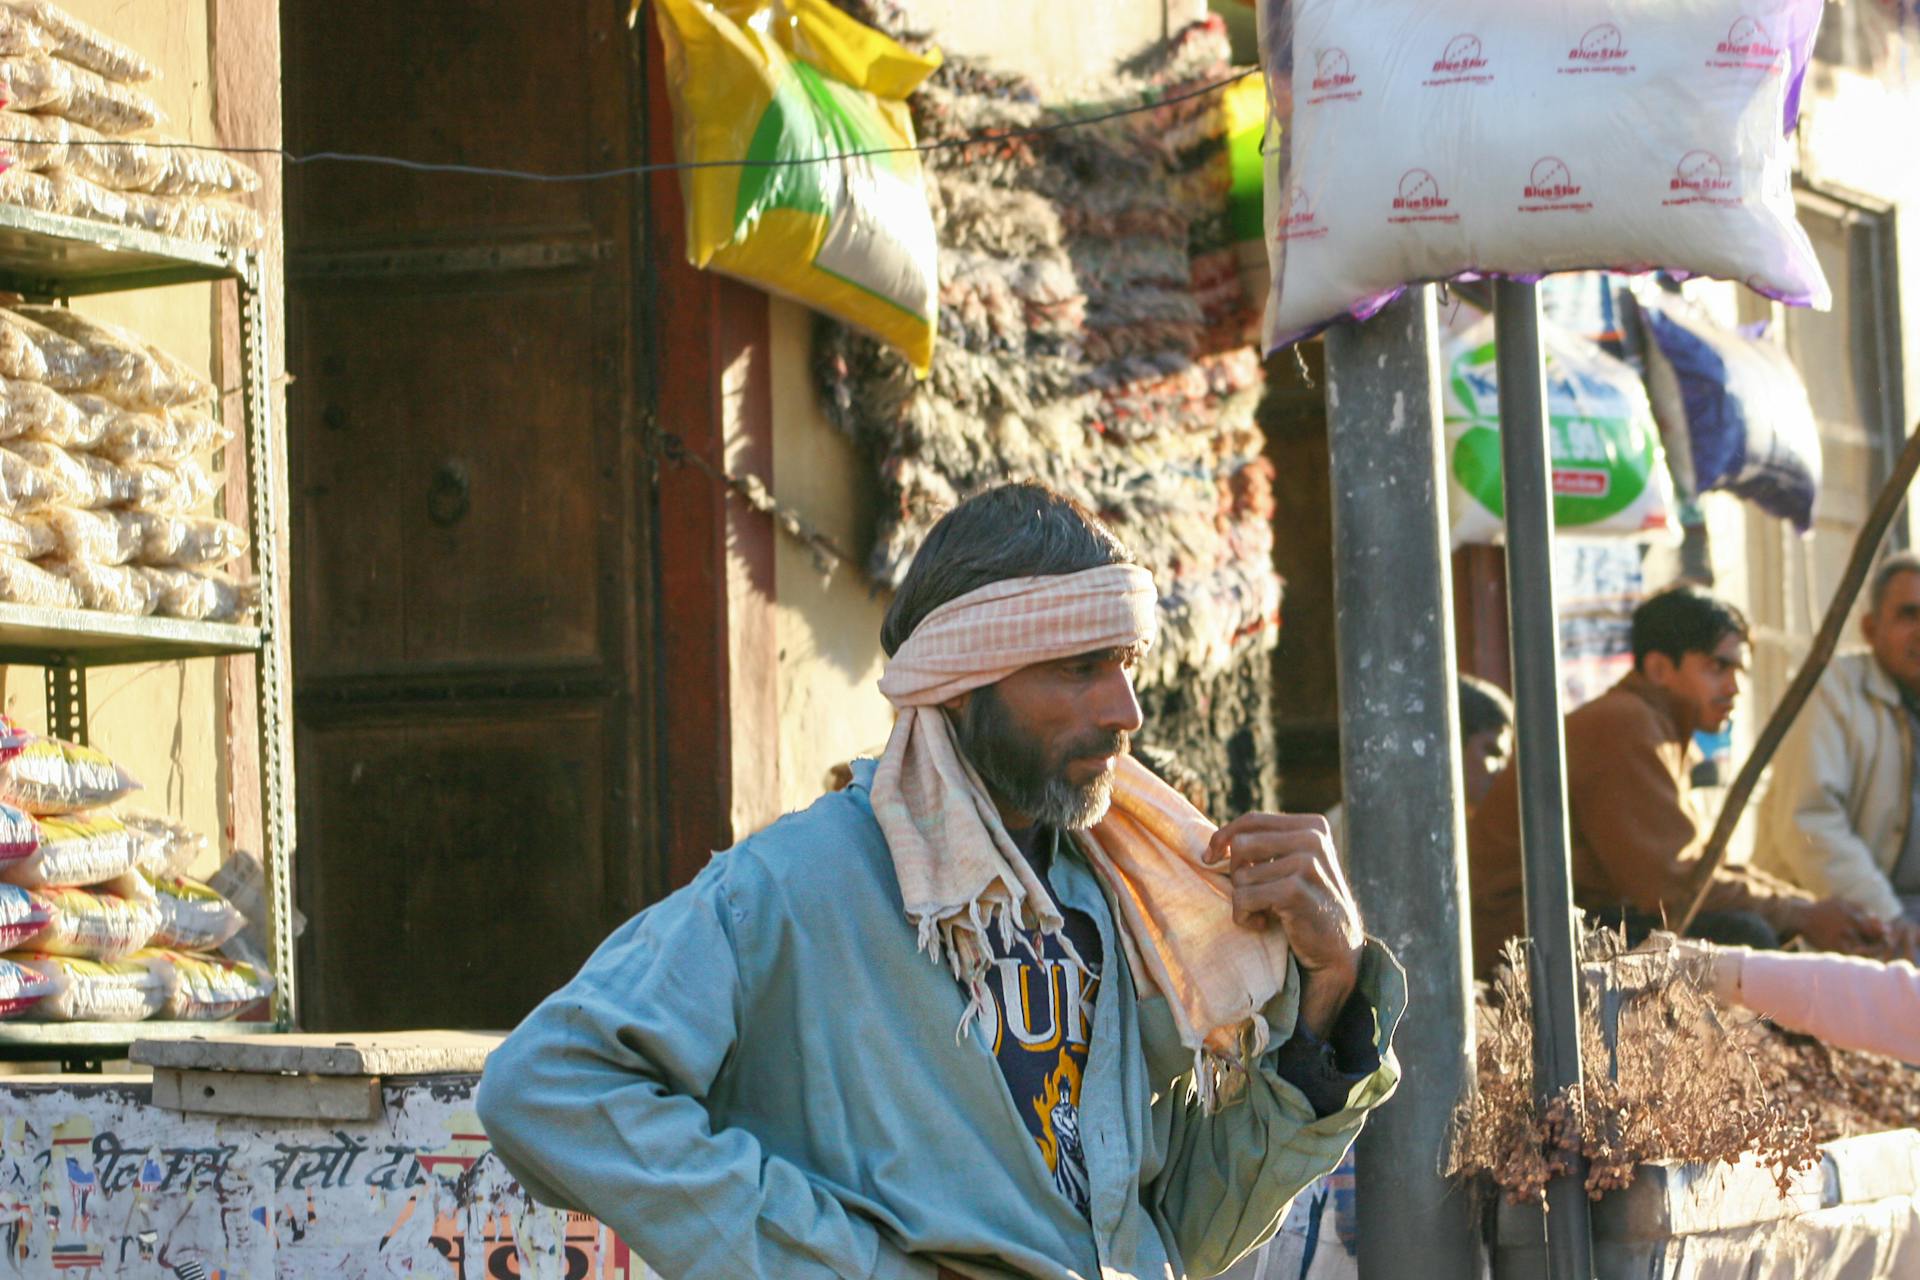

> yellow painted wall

[
  {"left": 0, "top": 2, "right": 237, "bottom": 875},
  {"left": 769, "top": 299, "right": 894, "bottom": 814}
]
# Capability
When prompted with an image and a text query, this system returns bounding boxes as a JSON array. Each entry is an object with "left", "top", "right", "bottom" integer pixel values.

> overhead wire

[
  {"left": 0, "top": 65, "right": 1258, "bottom": 184},
  {"left": 0, "top": 58, "right": 1263, "bottom": 576}
]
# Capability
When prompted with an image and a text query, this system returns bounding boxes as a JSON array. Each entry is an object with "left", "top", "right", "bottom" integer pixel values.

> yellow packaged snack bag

[
  {"left": 654, "top": 0, "right": 941, "bottom": 372},
  {"left": 0, "top": 721, "right": 139, "bottom": 816},
  {"left": 143, "top": 870, "right": 243, "bottom": 951},
  {"left": 138, "top": 948, "right": 273, "bottom": 1021}
]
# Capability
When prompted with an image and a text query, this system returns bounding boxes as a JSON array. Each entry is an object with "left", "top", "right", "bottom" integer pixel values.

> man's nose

[{"left": 1094, "top": 667, "right": 1144, "bottom": 736}]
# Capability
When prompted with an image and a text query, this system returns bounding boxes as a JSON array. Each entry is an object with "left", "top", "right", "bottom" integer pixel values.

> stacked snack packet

[
  {"left": 0, "top": 715, "right": 270, "bottom": 1021},
  {"left": 0, "top": 305, "right": 255, "bottom": 621},
  {"left": 0, "top": 0, "right": 263, "bottom": 248}
]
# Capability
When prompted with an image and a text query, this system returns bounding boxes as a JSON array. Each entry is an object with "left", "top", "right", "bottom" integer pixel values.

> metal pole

[
  {"left": 1492, "top": 279, "right": 1593, "bottom": 1279},
  {"left": 1325, "top": 287, "right": 1484, "bottom": 1280}
]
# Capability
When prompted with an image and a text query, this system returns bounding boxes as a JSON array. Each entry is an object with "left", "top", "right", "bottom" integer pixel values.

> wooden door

[{"left": 282, "top": 1, "right": 656, "bottom": 1029}]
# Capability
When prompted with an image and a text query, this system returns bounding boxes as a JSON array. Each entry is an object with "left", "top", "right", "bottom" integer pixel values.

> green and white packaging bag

[{"left": 1444, "top": 314, "right": 1678, "bottom": 547}]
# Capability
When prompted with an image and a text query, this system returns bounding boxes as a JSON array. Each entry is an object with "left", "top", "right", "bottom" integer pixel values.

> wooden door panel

[
  {"left": 285, "top": 0, "right": 655, "bottom": 1032},
  {"left": 297, "top": 704, "right": 620, "bottom": 1029},
  {"left": 292, "top": 277, "right": 608, "bottom": 679},
  {"left": 283, "top": 0, "right": 608, "bottom": 242}
]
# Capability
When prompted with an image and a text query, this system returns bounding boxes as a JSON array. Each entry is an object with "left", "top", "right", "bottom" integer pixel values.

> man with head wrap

[{"left": 478, "top": 483, "right": 1405, "bottom": 1279}]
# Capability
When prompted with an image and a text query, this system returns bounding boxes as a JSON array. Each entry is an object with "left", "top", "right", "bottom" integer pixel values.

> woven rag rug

[{"left": 816, "top": 7, "right": 1281, "bottom": 812}]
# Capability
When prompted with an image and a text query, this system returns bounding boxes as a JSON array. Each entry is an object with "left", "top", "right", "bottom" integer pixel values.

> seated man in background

[
  {"left": 1458, "top": 674, "right": 1515, "bottom": 816},
  {"left": 1756, "top": 553, "right": 1920, "bottom": 957},
  {"left": 1468, "top": 585, "right": 1882, "bottom": 979}
]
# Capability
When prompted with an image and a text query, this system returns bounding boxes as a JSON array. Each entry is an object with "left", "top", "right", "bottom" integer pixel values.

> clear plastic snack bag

[
  {"left": 11, "top": 306, "right": 215, "bottom": 409},
  {"left": 0, "top": 1, "right": 158, "bottom": 83},
  {"left": 141, "top": 565, "right": 253, "bottom": 621},
  {"left": 0, "top": 553, "right": 75, "bottom": 607},
  {"left": 131, "top": 511, "right": 245, "bottom": 568},
  {"left": 120, "top": 810, "right": 206, "bottom": 879},
  {"left": 41, "top": 557, "right": 156, "bottom": 614},
  {"left": 0, "top": 51, "right": 162, "bottom": 134},
  {"left": 25, "top": 507, "right": 140, "bottom": 564},
  {"left": 0, "top": 512, "right": 51, "bottom": 558},
  {"left": 0, "top": 375, "right": 86, "bottom": 444}
]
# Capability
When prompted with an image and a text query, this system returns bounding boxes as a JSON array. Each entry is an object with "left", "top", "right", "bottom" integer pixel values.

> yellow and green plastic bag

[{"left": 654, "top": 0, "right": 942, "bottom": 372}]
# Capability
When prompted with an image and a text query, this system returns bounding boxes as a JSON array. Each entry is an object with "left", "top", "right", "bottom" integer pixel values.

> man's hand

[
  {"left": 1879, "top": 915, "right": 1920, "bottom": 964},
  {"left": 1205, "top": 813, "right": 1365, "bottom": 1037},
  {"left": 1787, "top": 896, "right": 1887, "bottom": 955}
]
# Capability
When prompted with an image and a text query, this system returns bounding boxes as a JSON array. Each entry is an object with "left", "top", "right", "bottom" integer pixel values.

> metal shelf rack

[{"left": 0, "top": 209, "right": 295, "bottom": 1063}]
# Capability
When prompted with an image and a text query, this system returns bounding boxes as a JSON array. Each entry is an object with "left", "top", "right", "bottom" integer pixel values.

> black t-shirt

[{"left": 983, "top": 825, "right": 1103, "bottom": 1218}]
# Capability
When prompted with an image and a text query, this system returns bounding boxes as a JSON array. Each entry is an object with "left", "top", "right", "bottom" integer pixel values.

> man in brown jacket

[{"left": 1469, "top": 585, "right": 1884, "bottom": 979}]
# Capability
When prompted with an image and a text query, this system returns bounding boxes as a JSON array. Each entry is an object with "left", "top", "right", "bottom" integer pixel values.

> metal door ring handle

[{"left": 428, "top": 462, "right": 470, "bottom": 527}]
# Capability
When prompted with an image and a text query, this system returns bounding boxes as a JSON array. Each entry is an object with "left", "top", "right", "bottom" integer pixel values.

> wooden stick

[{"left": 1678, "top": 420, "right": 1920, "bottom": 932}]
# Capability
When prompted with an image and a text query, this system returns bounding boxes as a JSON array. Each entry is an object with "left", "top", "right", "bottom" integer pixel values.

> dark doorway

[{"left": 282, "top": 1, "right": 657, "bottom": 1029}]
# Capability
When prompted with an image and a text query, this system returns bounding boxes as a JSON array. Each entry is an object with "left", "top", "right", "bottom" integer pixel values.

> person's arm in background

[{"left": 1680, "top": 942, "right": 1920, "bottom": 1065}]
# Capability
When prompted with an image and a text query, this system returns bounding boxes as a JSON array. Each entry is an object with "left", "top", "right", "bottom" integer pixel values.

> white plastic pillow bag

[{"left": 1260, "top": 0, "right": 1829, "bottom": 348}]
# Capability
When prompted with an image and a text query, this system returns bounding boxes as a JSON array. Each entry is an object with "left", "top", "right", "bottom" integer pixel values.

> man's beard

[{"left": 950, "top": 684, "right": 1129, "bottom": 830}]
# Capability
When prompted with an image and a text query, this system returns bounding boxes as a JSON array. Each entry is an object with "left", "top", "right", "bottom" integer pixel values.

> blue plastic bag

[{"left": 1636, "top": 290, "right": 1822, "bottom": 533}]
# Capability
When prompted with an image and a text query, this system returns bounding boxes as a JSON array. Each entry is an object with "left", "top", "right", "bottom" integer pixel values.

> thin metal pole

[
  {"left": 1492, "top": 279, "right": 1593, "bottom": 1279},
  {"left": 1325, "top": 287, "right": 1483, "bottom": 1280}
]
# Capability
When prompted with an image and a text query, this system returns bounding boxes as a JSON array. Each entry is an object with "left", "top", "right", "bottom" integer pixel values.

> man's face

[
  {"left": 1864, "top": 570, "right": 1920, "bottom": 699},
  {"left": 1461, "top": 726, "right": 1511, "bottom": 814},
  {"left": 949, "top": 647, "right": 1144, "bottom": 830},
  {"left": 1647, "top": 632, "right": 1747, "bottom": 734}
]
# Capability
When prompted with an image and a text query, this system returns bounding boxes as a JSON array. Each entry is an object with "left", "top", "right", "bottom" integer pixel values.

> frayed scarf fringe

[
  {"left": 1189, "top": 1010, "right": 1272, "bottom": 1115},
  {"left": 912, "top": 896, "right": 1089, "bottom": 1046}
]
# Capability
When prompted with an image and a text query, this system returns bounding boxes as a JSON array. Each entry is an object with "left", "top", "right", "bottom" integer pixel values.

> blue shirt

[{"left": 477, "top": 761, "right": 1405, "bottom": 1279}]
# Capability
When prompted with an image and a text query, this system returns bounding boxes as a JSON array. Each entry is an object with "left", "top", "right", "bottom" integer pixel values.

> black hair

[
  {"left": 1630, "top": 585, "right": 1750, "bottom": 670},
  {"left": 881, "top": 483, "right": 1134, "bottom": 656},
  {"left": 1457, "top": 674, "right": 1513, "bottom": 739},
  {"left": 1870, "top": 551, "right": 1920, "bottom": 615}
]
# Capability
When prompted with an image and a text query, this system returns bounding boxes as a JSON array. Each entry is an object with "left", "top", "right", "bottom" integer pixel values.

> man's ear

[
  {"left": 1864, "top": 609, "right": 1879, "bottom": 646},
  {"left": 941, "top": 691, "right": 971, "bottom": 715},
  {"left": 1641, "top": 651, "right": 1677, "bottom": 685}
]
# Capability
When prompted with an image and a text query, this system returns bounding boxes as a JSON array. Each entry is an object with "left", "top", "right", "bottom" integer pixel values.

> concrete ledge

[
  {"left": 1495, "top": 1130, "right": 1920, "bottom": 1280},
  {"left": 152, "top": 1067, "right": 383, "bottom": 1121},
  {"left": 1820, "top": 1130, "right": 1920, "bottom": 1208},
  {"left": 130, "top": 1030, "right": 502, "bottom": 1077},
  {"left": 1498, "top": 1150, "right": 1823, "bottom": 1248}
]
